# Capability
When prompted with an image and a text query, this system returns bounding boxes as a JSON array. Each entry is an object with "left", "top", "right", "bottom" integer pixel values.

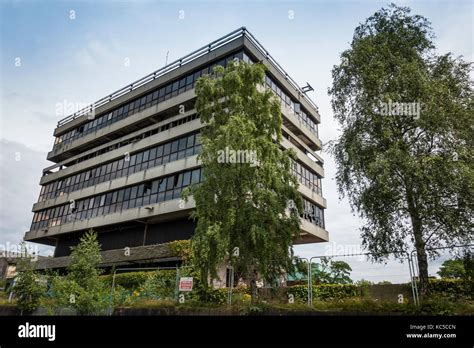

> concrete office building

[{"left": 25, "top": 28, "right": 328, "bottom": 269}]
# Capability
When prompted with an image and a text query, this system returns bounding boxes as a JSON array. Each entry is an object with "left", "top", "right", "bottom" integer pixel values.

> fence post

[
  {"left": 410, "top": 250, "right": 420, "bottom": 306},
  {"left": 175, "top": 266, "right": 180, "bottom": 302},
  {"left": 406, "top": 252, "right": 418, "bottom": 306},
  {"left": 308, "top": 260, "right": 312, "bottom": 307}
]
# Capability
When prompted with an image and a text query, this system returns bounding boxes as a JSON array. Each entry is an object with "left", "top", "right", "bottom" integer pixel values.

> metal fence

[
  {"left": 103, "top": 244, "right": 472, "bottom": 313},
  {"left": 108, "top": 265, "right": 197, "bottom": 314},
  {"left": 409, "top": 244, "right": 473, "bottom": 305}
]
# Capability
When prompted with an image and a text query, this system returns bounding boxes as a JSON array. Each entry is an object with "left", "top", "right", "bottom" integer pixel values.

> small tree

[
  {"left": 185, "top": 60, "right": 302, "bottom": 302},
  {"left": 49, "top": 230, "right": 108, "bottom": 315},
  {"left": 437, "top": 259, "right": 465, "bottom": 279},
  {"left": 13, "top": 258, "right": 45, "bottom": 313},
  {"left": 68, "top": 230, "right": 107, "bottom": 315},
  {"left": 313, "top": 258, "right": 353, "bottom": 284}
]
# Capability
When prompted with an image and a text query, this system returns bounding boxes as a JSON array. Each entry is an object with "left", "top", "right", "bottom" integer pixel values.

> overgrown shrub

[
  {"left": 142, "top": 270, "right": 177, "bottom": 299},
  {"left": 288, "top": 284, "right": 359, "bottom": 303},
  {"left": 13, "top": 261, "right": 46, "bottom": 313},
  {"left": 428, "top": 279, "right": 472, "bottom": 300},
  {"left": 169, "top": 240, "right": 192, "bottom": 261},
  {"left": 101, "top": 271, "right": 153, "bottom": 290}
]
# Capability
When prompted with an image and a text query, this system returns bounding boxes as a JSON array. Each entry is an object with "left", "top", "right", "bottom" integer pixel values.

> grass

[
  {"left": 114, "top": 296, "right": 474, "bottom": 315},
  {"left": 2, "top": 287, "right": 472, "bottom": 315},
  {"left": 0, "top": 291, "right": 15, "bottom": 306}
]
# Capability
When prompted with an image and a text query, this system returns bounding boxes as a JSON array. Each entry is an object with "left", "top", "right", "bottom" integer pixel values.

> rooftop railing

[{"left": 57, "top": 27, "right": 318, "bottom": 128}]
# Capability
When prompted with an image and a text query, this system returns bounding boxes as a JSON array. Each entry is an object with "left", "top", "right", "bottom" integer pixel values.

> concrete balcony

[
  {"left": 40, "top": 115, "right": 203, "bottom": 186},
  {"left": 25, "top": 197, "right": 196, "bottom": 242},
  {"left": 48, "top": 89, "right": 198, "bottom": 162},
  {"left": 281, "top": 103, "right": 322, "bottom": 151},
  {"left": 295, "top": 219, "right": 329, "bottom": 244},
  {"left": 53, "top": 34, "right": 247, "bottom": 136},
  {"left": 280, "top": 136, "right": 324, "bottom": 178},
  {"left": 26, "top": 191, "right": 327, "bottom": 246},
  {"left": 33, "top": 155, "right": 200, "bottom": 212},
  {"left": 298, "top": 183, "right": 327, "bottom": 209},
  {"left": 36, "top": 130, "right": 324, "bottom": 212}
]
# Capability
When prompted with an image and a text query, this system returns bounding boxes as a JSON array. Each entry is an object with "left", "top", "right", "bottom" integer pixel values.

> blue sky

[{"left": 0, "top": 0, "right": 472, "bottom": 282}]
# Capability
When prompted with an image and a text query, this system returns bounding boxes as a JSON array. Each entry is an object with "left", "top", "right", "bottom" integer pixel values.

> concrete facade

[{"left": 25, "top": 27, "right": 328, "bottom": 265}]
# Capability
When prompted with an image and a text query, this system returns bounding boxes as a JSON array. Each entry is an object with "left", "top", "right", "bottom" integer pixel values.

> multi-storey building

[{"left": 25, "top": 27, "right": 328, "bottom": 270}]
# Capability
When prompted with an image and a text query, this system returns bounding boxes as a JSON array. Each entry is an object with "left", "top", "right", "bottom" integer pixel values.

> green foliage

[
  {"left": 169, "top": 240, "right": 192, "bottom": 263},
  {"left": 328, "top": 3, "right": 474, "bottom": 295},
  {"left": 417, "top": 297, "right": 457, "bottom": 315},
  {"left": 428, "top": 278, "right": 472, "bottom": 300},
  {"left": 309, "top": 297, "right": 466, "bottom": 315},
  {"left": 355, "top": 279, "right": 374, "bottom": 297},
  {"left": 294, "top": 258, "right": 354, "bottom": 284},
  {"left": 201, "top": 288, "right": 228, "bottom": 305},
  {"left": 47, "top": 230, "right": 108, "bottom": 315},
  {"left": 313, "top": 258, "right": 353, "bottom": 284},
  {"left": 142, "top": 270, "right": 177, "bottom": 299},
  {"left": 199, "top": 285, "right": 250, "bottom": 305},
  {"left": 377, "top": 281, "right": 392, "bottom": 285},
  {"left": 289, "top": 284, "right": 359, "bottom": 303},
  {"left": 13, "top": 259, "right": 45, "bottom": 313},
  {"left": 184, "top": 59, "right": 302, "bottom": 297},
  {"left": 437, "top": 258, "right": 466, "bottom": 279},
  {"left": 355, "top": 279, "right": 374, "bottom": 286},
  {"left": 68, "top": 230, "right": 103, "bottom": 285},
  {"left": 248, "top": 304, "right": 265, "bottom": 315},
  {"left": 101, "top": 271, "right": 152, "bottom": 290}
]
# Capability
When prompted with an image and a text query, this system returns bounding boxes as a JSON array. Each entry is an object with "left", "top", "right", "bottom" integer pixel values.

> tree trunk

[
  {"left": 414, "top": 234, "right": 429, "bottom": 297},
  {"left": 406, "top": 188, "right": 429, "bottom": 297}
]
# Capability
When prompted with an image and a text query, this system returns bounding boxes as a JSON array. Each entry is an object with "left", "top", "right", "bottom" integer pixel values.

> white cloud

[{"left": 0, "top": 139, "right": 54, "bottom": 256}]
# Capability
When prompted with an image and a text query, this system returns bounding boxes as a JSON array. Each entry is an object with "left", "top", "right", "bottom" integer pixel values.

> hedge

[
  {"left": 202, "top": 286, "right": 251, "bottom": 305},
  {"left": 288, "top": 284, "right": 359, "bottom": 303},
  {"left": 287, "top": 279, "right": 472, "bottom": 303},
  {"left": 428, "top": 278, "right": 472, "bottom": 299}
]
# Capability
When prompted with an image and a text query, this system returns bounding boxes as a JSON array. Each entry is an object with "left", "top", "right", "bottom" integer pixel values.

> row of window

[
  {"left": 31, "top": 168, "right": 203, "bottom": 231},
  {"left": 55, "top": 48, "right": 316, "bottom": 151},
  {"left": 264, "top": 75, "right": 318, "bottom": 137},
  {"left": 39, "top": 131, "right": 202, "bottom": 202},
  {"left": 291, "top": 160, "right": 323, "bottom": 196},
  {"left": 301, "top": 198, "right": 325, "bottom": 228},
  {"left": 74, "top": 114, "right": 199, "bottom": 167},
  {"left": 32, "top": 171, "right": 325, "bottom": 232},
  {"left": 54, "top": 50, "right": 249, "bottom": 148}
]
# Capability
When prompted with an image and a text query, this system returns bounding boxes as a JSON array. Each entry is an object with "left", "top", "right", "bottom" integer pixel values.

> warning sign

[{"left": 179, "top": 277, "right": 193, "bottom": 292}]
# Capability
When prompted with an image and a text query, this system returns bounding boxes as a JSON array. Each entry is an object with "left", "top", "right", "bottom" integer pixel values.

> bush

[
  {"left": 169, "top": 240, "right": 192, "bottom": 261},
  {"left": 314, "top": 284, "right": 359, "bottom": 300},
  {"left": 43, "top": 272, "right": 110, "bottom": 315},
  {"left": 142, "top": 270, "right": 177, "bottom": 299},
  {"left": 13, "top": 263, "right": 46, "bottom": 313},
  {"left": 417, "top": 297, "right": 456, "bottom": 315},
  {"left": 202, "top": 288, "right": 228, "bottom": 305},
  {"left": 288, "top": 284, "right": 359, "bottom": 303},
  {"left": 101, "top": 271, "right": 153, "bottom": 290},
  {"left": 428, "top": 278, "right": 472, "bottom": 300}
]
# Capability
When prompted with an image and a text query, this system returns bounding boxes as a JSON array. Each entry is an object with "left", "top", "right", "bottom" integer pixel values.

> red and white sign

[{"left": 179, "top": 277, "right": 193, "bottom": 292}]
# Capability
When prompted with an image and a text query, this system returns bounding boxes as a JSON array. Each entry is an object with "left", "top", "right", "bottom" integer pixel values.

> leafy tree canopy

[
  {"left": 184, "top": 60, "right": 303, "bottom": 298},
  {"left": 328, "top": 3, "right": 473, "bottom": 294}
]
